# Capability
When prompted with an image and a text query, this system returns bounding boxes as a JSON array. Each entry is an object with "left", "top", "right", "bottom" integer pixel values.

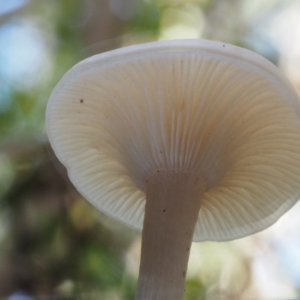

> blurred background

[{"left": 1, "top": 0, "right": 300, "bottom": 299}]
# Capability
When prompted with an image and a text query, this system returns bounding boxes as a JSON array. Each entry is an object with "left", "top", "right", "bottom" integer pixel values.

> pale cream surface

[{"left": 47, "top": 40, "right": 300, "bottom": 241}]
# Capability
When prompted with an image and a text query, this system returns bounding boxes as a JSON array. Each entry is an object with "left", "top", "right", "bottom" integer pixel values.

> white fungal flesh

[{"left": 47, "top": 39, "right": 300, "bottom": 241}]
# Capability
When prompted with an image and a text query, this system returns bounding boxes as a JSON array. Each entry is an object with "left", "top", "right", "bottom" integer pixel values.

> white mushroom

[{"left": 46, "top": 39, "right": 300, "bottom": 300}]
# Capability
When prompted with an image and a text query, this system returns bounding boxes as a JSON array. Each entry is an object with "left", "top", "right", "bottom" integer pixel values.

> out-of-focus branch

[
  {"left": 0, "top": 135, "right": 48, "bottom": 160},
  {"left": 78, "top": 0, "right": 125, "bottom": 56}
]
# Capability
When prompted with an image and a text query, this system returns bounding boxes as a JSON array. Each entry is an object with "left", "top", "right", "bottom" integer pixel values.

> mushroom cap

[{"left": 46, "top": 39, "right": 300, "bottom": 242}]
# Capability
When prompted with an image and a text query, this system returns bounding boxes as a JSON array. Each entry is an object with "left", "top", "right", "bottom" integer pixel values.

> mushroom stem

[{"left": 136, "top": 171, "right": 205, "bottom": 300}]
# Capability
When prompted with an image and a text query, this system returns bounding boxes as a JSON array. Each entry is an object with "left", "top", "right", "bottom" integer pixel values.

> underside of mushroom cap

[{"left": 47, "top": 39, "right": 300, "bottom": 241}]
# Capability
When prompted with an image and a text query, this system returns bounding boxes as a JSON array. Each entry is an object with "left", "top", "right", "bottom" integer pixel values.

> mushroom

[{"left": 46, "top": 39, "right": 300, "bottom": 300}]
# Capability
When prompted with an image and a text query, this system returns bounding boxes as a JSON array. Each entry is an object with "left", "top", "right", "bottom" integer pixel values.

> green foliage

[
  {"left": 127, "top": 1, "right": 161, "bottom": 32},
  {"left": 184, "top": 279, "right": 205, "bottom": 300}
]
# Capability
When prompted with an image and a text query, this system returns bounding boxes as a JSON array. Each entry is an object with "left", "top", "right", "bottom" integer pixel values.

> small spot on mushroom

[
  {"left": 163, "top": 209, "right": 166, "bottom": 212},
  {"left": 223, "top": 44, "right": 225, "bottom": 47},
  {"left": 187, "top": 247, "right": 190, "bottom": 251},
  {"left": 183, "top": 271, "right": 186, "bottom": 277}
]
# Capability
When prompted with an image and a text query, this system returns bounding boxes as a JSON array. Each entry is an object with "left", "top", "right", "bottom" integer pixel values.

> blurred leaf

[
  {"left": 80, "top": 245, "right": 124, "bottom": 290},
  {"left": 128, "top": 1, "right": 160, "bottom": 32},
  {"left": 184, "top": 279, "right": 205, "bottom": 300}
]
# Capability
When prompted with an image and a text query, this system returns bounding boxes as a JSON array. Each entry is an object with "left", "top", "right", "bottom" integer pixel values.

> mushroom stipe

[{"left": 47, "top": 39, "right": 300, "bottom": 300}]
